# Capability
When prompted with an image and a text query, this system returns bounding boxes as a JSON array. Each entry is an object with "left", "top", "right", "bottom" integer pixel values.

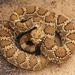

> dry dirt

[{"left": 0, "top": 0, "right": 75, "bottom": 75}]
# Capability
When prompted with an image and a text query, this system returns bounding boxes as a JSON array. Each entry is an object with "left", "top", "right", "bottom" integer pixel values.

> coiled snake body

[{"left": 0, "top": 6, "right": 75, "bottom": 70}]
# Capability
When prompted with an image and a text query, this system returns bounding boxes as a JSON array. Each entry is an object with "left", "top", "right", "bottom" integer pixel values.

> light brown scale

[
  {"left": 7, "top": 57, "right": 17, "bottom": 66},
  {"left": 44, "top": 25, "right": 55, "bottom": 35},
  {"left": 0, "top": 40, "right": 12, "bottom": 48},
  {"left": 57, "top": 15, "right": 68, "bottom": 25},
  {"left": 15, "top": 21, "right": 24, "bottom": 28},
  {"left": 66, "top": 42, "right": 75, "bottom": 54},
  {"left": 4, "top": 21, "right": 13, "bottom": 30},
  {"left": 41, "top": 45, "right": 55, "bottom": 59},
  {"left": 14, "top": 8, "right": 24, "bottom": 15},
  {"left": 64, "top": 22, "right": 75, "bottom": 31},
  {"left": 44, "top": 37, "right": 55, "bottom": 50},
  {"left": 37, "top": 7, "right": 48, "bottom": 16},
  {"left": 10, "top": 14, "right": 18, "bottom": 21},
  {"left": 0, "top": 30, "right": 11, "bottom": 37},
  {"left": 45, "top": 14, "right": 55, "bottom": 23},
  {"left": 54, "top": 47, "right": 67, "bottom": 58},
  {"left": 16, "top": 52, "right": 26, "bottom": 65},
  {"left": 6, "top": 48, "right": 17, "bottom": 58},
  {"left": 26, "top": 6, "right": 36, "bottom": 14}
]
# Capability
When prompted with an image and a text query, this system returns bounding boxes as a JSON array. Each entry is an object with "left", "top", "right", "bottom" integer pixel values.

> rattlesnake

[{"left": 0, "top": 6, "right": 75, "bottom": 70}]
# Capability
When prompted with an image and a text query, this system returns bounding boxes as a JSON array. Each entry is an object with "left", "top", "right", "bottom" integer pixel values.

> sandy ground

[{"left": 0, "top": 0, "right": 75, "bottom": 75}]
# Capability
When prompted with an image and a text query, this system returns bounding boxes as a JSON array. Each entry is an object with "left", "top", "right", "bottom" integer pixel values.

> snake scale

[{"left": 0, "top": 6, "right": 75, "bottom": 70}]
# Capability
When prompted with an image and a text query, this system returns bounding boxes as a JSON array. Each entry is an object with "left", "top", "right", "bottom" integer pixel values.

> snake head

[{"left": 30, "top": 28, "right": 45, "bottom": 44}]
